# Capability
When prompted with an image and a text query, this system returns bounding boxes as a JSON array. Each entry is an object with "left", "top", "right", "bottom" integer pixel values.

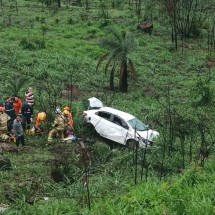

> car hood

[{"left": 136, "top": 129, "right": 159, "bottom": 141}]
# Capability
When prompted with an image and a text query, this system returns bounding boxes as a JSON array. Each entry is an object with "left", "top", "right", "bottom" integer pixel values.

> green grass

[{"left": 0, "top": 0, "right": 215, "bottom": 214}]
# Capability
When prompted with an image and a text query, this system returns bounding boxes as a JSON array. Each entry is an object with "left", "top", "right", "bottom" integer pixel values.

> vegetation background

[{"left": 0, "top": 0, "right": 215, "bottom": 214}]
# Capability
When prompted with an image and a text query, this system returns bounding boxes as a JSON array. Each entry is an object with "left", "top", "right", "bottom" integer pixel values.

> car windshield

[{"left": 127, "top": 118, "right": 148, "bottom": 131}]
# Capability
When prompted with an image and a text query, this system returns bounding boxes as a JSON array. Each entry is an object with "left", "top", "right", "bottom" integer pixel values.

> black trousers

[
  {"left": 16, "top": 135, "right": 25, "bottom": 147},
  {"left": 22, "top": 117, "right": 31, "bottom": 131}
]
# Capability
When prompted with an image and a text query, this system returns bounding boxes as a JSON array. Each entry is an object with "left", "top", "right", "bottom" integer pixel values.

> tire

[{"left": 126, "top": 139, "right": 139, "bottom": 148}]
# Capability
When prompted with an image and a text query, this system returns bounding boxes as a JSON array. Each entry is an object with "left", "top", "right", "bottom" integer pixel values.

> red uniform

[{"left": 13, "top": 98, "right": 23, "bottom": 114}]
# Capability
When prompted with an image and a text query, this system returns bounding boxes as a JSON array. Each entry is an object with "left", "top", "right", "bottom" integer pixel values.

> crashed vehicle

[{"left": 83, "top": 97, "right": 159, "bottom": 148}]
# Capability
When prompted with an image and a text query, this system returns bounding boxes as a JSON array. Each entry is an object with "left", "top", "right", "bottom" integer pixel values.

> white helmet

[{"left": 55, "top": 107, "right": 61, "bottom": 114}]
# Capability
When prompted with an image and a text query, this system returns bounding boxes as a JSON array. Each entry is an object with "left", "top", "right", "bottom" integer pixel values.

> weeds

[{"left": 1, "top": 0, "right": 215, "bottom": 214}]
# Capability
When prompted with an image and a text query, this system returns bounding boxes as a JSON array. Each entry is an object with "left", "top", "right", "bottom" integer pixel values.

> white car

[{"left": 83, "top": 98, "right": 159, "bottom": 148}]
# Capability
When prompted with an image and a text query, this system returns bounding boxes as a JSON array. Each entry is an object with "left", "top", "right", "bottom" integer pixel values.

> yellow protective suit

[
  {"left": 0, "top": 112, "right": 10, "bottom": 133},
  {"left": 47, "top": 113, "right": 69, "bottom": 144}
]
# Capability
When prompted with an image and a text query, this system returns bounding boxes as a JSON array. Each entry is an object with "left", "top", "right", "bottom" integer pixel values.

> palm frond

[
  {"left": 108, "top": 27, "right": 124, "bottom": 44},
  {"left": 96, "top": 52, "right": 109, "bottom": 71},
  {"left": 104, "top": 50, "right": 121, "bottom": 74},
  {"left": 100, "top": 38, "right": 121, "bottom": 50},
  {"left": 104, "top": 57, "right": 113, "bottom": 75},
  {"left": 124, "top": 33, "right": 138, "bottom": 54}
]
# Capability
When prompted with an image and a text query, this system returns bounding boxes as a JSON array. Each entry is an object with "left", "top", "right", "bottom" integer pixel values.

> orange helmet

[
  {"left": 39, "top": 112, "right": 46, "bottom": 121},
  {"left": 64, "top": 106, "right": 70, "bottom": 111},
  {"left": 63, "top": 110, "right": 69, "bottom": 116},
  {"left": 0, "top": 107, "right": 5, "bottom": 112}
]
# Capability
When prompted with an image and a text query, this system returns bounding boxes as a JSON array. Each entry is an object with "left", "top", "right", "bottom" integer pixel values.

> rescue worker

[
  {"left": 0, "top": 107, "right": 10, "bottom": 141},
  {"left": 13, "top": 96, "right": 23, "bottom": 115},
  {"left": 47, "top": 108, "right": 69, "bottom": 144},
  {"left": 13, "top": 114, "right": 25, "bottom": 147},
  {"left": 21, "top": 102, "right": 33, "bottom": 131},
  {"left": 25, "top": 87, "right": 34, "bottom": 107},
  {"left": 4, "top": 97, "right": 16, "bottom": 133},
  {"left": 63, "top": 109, "right": 74, "bottom": 139},
  {"left": 63, "top": 106, "right": 74, "bottom": 128},
  {"left": 35, "top": 112, "right": 47, "bottom": 132}
]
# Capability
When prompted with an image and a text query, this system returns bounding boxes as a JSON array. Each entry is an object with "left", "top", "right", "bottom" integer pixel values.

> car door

[
  {"left": 93, "top": 111, "right": 114, "bottom": 139},
  {"left": 108, "top": 115, "right": 129, "bottom": 145}
]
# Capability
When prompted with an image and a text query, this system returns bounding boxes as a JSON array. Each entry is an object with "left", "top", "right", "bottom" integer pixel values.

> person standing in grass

[
  {"left": 4, "top": 97, "right": 16, "bottom": 133},
  {"left": 21, "top": 102, "right": 33, "bottom": 131},
  {"left": 13, "top": 114, "right": 25, "bottom": 147},
  {"left": 13, "top": 96, "right": 23, "bottom": 115},
  {"left": 25, "top": 87, "right": 34, "bottom": 107}
]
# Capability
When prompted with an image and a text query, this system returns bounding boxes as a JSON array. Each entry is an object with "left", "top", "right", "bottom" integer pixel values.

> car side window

[
  {"left": 97, "top": 111, "right": 111, "bottom": 121},
  {"left": 113, "top": 116, "right": 128, "bottom": 129}
]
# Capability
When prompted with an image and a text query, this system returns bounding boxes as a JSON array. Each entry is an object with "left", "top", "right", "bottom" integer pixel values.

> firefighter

[
  {"left": 63, "top": 106, "right": 74, "bottom": 128},
  {"left": 47, "top": 108, "right": 69, "bottom": 144},
  {"left": 13, "top": 96, "right": 23, "bottom": 115},
  {"left": 35, "top": 112, "right": 47, "bottom": 132},
  {"left": 0, "top": 107, "right": 10, "bottom": 141}
]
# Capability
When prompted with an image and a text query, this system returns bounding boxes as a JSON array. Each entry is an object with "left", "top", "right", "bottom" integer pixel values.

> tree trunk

[
  {"left": 86, "top": 0, "right": 89, "bottom": 11},
  {"left": 119, "top": 60, "right": 128, "bottom": 92},
  {"left": 57, "top": 0, "right": 61, "bottom": 7},
  {"left": 109, "top": 67, "right": 115, "bottom": 91}
]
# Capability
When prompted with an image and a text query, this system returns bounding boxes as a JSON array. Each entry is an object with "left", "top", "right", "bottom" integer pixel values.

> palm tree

[{"left": 96, "top": 28, "right": 138, "bottom": 92}]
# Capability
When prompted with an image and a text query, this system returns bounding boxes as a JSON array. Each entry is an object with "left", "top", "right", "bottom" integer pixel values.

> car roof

[{"left": 98, "top": 107, "right": 135, "bottom": 121}]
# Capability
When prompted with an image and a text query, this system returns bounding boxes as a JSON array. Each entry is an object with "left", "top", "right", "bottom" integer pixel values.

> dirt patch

[
  {"left": 3, "top": 177, "right": 44, "bottom": 204},
  {"left": 181, "top": 42, "right": 194, "bottom": 50},
  {"left": 144, "top": 86, "right": 159, "bottom": 98},
  {"left": 0, "top": 143, "right": 18, "bottom": 153},
  {"left": 207, "top": 58, "right": 215, "bottom": 68},
  {"left": 49, "top": 142, "right": 93, "bottom": 183},
  {"left": 61, "top": 84, "right": 83, "bottom": 101}
]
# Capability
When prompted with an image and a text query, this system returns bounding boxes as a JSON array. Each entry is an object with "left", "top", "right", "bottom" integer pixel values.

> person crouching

[
  {"left": 35, "top": 112, "right": 47, "bottom": 132},
  {"left": 47, "top": 108, "right": 69, "bottom": 144}
]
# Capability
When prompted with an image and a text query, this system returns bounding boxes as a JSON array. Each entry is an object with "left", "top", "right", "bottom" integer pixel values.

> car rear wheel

[{"left": 126, "top": 139, "right": 139, "bottom": 148}]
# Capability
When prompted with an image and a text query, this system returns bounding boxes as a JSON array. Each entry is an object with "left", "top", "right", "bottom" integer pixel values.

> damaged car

[{"left": 83, "top": 98, "right": 159, "bottom": 148}]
